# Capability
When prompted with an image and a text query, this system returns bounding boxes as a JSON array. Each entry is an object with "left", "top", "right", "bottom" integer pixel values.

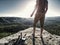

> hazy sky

[{"left": 0, "top": 0, "right": 60, "bottom": 18}]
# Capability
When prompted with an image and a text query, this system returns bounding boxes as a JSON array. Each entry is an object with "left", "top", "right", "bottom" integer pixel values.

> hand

[
  {"left": 30, "top": 15, "right": 32, "bottom": 17},
  {"left": 30, "top": 13, "right": 33, "bottom": 17}
]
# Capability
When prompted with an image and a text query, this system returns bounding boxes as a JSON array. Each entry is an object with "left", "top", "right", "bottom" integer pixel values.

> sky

[{"left": 0, "top": 0, "right": 60, "bottom": 18}]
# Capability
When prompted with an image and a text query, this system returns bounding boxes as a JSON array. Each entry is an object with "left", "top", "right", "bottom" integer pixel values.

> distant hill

[
  {"left": 0, "top": 17, "right": 60, "bottom": 36},
  {"left": 0, "top": 17, "right": 33, "bottom": 25},
  {"left": 44, "top": 17, "right": 60, "bottom": 35},
  {"left": 0, "top": 17, "right": 60, "bottom": 26},
  {"left": 45, "top": 17, "right": 60, "bottom": 25}
]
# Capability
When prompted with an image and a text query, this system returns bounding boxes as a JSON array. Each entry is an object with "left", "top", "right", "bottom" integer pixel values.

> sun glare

[
  {"left": 18, "top": 0, "right": 36, "bottom": 18},
  {"left": 1, "top": 0, "right": 60, "bottom": 18},
  {"left": 12, "top": 0, "right": 36, "bottom": 18}
]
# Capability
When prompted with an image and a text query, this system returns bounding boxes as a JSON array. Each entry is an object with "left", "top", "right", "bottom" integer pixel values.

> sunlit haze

[{"left": 0, "top": 0, "right": 60, "bottom": 18}]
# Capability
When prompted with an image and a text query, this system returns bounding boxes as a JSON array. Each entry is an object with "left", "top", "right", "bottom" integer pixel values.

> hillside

[
  {"left": 44, "top": 17, "right": 60, "bottom": 35},
  {"left": 0, "top": 17, "right": 33, "bottom": 25},
  {"left": 0, "top": 27, "right": 60, "bottom": 45},
  {"left": 0, "top": 17, "right": 60, "bottom": 39},
  {"left": 0, "top": 17, "right": 60, "bottom": 26}
]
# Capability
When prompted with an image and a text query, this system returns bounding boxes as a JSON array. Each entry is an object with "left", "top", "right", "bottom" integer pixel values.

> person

[{"left": 30, "top": 0, "right": 48, "bottom": 37}]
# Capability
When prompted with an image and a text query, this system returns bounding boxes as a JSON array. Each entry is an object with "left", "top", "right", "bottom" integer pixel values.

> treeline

[
  {"left": 0, "top": 23, "right": 29, "bottom": 39},
  {"left": 44, "top": 23, "right": 60, "bottom": 36},
  {"left": 0, "top": 23, "right": 29, "bottom": 33}
]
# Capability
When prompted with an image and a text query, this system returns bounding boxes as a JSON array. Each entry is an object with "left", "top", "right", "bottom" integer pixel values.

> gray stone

[{"left": 0, "top": 27, "right": 60, "bottom": 45}]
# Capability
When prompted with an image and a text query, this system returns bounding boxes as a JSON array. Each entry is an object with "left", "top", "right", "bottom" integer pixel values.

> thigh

[
  {"left": 34, "top": 14, "right": 39, "bottom": 24},
  {"left": 40, "top": 15, "right": 45, "bottom": 27}
]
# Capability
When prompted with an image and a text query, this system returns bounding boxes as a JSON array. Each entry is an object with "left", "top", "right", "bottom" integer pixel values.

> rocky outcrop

[{"left": 0, "top": 27, "right": 60, "bottom": 45}]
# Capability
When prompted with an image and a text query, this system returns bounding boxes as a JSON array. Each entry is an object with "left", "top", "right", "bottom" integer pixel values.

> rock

[{"left": 0, "top": 27, "right": 60, "bottom": 45}]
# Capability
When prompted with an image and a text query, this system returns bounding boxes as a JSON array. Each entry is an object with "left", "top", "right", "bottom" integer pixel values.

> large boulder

[{"left": 0, "top": 27, "right": 60, "bottom": 45}]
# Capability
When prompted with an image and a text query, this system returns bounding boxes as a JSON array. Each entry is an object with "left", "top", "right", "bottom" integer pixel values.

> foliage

[{"left": 0, "top": 23, "right": 29, "bottom": 39}]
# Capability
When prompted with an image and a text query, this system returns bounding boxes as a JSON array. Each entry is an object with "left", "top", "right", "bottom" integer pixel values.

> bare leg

[
  {"left": 40, "top": 16, "right": 45, "bottom": 37},
  {"left": 33, "top": 16, "right": 39, "bottom": 37},
  {"left": 40, "top": 27, "right": 44, "bottom": 37},
  {"left": 33, "top": 21, "right": 37, "bottom": 45}
]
